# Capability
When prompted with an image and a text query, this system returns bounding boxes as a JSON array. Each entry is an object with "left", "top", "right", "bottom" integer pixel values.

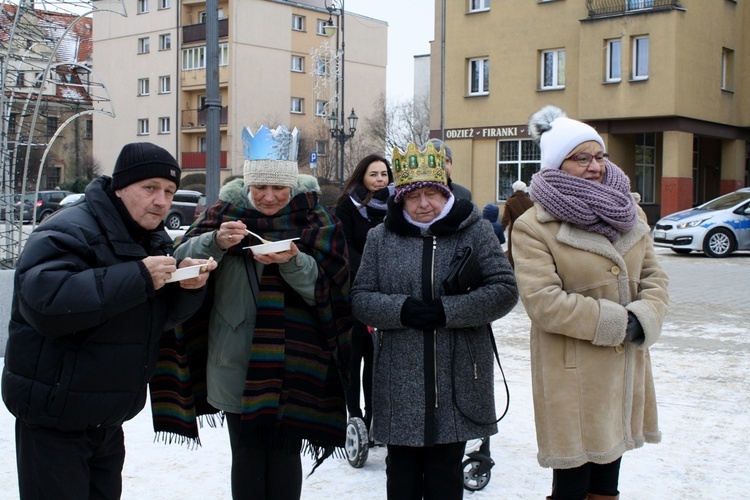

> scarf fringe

[
  {"left": 153, "top": 431, "right": 201, "bottom": 449},
  {"left": 303, "top": 441, "right": 346, "bottom": 477}
]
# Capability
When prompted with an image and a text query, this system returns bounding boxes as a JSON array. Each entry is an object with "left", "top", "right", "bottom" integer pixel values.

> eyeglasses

[{"left": 566, "top": 152, "right": 609, "bottom": 167}]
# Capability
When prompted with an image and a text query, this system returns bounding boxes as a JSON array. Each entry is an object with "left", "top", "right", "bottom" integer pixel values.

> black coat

[{"left": 1, "top": 176, "right": 205, "bottom": 432}]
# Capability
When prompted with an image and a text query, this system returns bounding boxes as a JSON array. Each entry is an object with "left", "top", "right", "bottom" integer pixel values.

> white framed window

[
  {"left": 315, "top": 100, "right": 328, "bottom": 117},
  {"left": 469, "top": 0, "right": 490, "bottom": 13},
  {"left": 198, "top": 9, "right": 224, "bottom": 23},
  {"left": 159, "top": 75, "right": 171, "bottom": 94},
  {"left": 159, "top": 0, "right": 170, "bottom": 9},
  {"left": 632, "top": 36, "right": 649, "bottom": 80},
  {"left": 159, "top": 117, "right": 171, "bottom": 134},
  {"left": 159, "top": 34, "right": 171, "bottom": 51},
  {"left": 606, "top": 39, "right": 621, "bottom": 82},
  {"left": 721, "top": 47, "right": 734, "bottom": 91},
  {"left": 219, "top": 43, "right": 229, "bottom": 66},
  {"left": 317, "top": 19, "right": 328, "bottom": 35},
  {"left": 137, "top": 118, "right": 149, "bottom": 135},
  {"left": 182, "top": 46, "right": 206, "bottom": 70},
  {"left": 468, "top": 57, "right": 489, "bottom": 95},
  {"left": 138, "top": 37, "right": 150, "bottom": 54},
  {"left": 316, "top": 57, "right": 330, "bottom": 77},
  {"left": 634, "top": 133, "right": 656, "bottom": 203},
  {"left": 138, "top": 78, "right": 150, "bottom": 96},
  {"left": 292, "top": 15, "right": 304, "bottom": 31},
  {"left": 497, "top": 140, "right": 540, "bottom": 202},
  {"left": 198, "top": 136, "right": 207, "bottom": 152},
  {"left": 541, "top": 49, "right": 565, "bottom": 89},
  {"left": 315, "top": 140, "right": 328, "bottom": 156},
  {"left": 137, "top": 0, "right": 148, "bottom": 14},
  {"left": 291, "top": 55, "right": 304, "bottom": 72},
  {"left": 291, "top": 97, "right": 304, "bottom": 114}
]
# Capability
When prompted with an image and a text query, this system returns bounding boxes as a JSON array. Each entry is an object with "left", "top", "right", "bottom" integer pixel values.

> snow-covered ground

[{"left": 1, "top": 250, "right": 749, "bottom": 499}]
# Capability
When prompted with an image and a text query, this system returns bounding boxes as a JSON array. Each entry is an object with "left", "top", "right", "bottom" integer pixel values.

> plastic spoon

[{"left": 245, "top": 229, "right": 273, "bottom": 245}]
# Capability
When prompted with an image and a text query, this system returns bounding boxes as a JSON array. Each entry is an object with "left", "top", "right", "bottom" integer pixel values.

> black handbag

[{"left": 443, "top": 246, "right": 482, "bottom": 295}]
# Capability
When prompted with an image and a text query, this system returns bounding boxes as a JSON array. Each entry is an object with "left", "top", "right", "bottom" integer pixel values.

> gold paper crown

[{"left": 392, "top": 142, "right": 448, "bottom": 188}]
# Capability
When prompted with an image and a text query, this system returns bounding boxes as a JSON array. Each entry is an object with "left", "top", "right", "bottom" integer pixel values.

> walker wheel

[
  {"left": 462, "top": 458, "right": 491, "bottom": 491},
  {"left": 345, "top": 417, "right": 369, "bottom": 468}
]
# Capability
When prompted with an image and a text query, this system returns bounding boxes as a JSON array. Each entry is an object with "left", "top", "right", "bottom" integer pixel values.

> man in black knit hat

[{"left": 1, "top": 142, "right": 217, "bottom": 499}]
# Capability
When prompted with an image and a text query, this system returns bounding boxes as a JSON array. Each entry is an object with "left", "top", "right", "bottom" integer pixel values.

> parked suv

[
  {"left": 17, "top": 190, "right": 73, "bottom": 223},
  {"left": 164, "top": 189, "right": 204, "bottom": 230}
]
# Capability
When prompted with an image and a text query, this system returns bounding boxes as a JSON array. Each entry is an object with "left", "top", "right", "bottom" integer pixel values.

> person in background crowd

[
  {"left": 335, "top": 154, "right": 394, "bottom": 435},
  {"left": 501, "top": 180, "right": 534, "bottom": 268},
  {"left": 351, "top": 141, "right": 518, "bottom": 499},
  {"left": 424, "top": 138, "right": 472, "bottom": 201},
  {"left": 513, "top": 105, "right": 669, "bottom": 500},
  {"left": 482, "top": 202, "right": 506, "bottom": 247},
  {"left": 2, "top": 142, "right": 215, "bottom": 500},
  {"left": 153, "top": 125, "right": 352, "bottom": 500}
]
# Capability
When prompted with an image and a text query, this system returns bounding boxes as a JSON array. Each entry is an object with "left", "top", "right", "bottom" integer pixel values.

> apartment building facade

[
  {"left": 92, "top": 0, "right": 387, "bottom": 184},
  {"left": 429, "top": 0, "right": 749, "bottom": 222}
]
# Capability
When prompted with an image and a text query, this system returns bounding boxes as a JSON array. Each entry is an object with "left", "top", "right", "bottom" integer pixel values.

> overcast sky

[{"left": 345, "top": 0, "right": 434, "bottom": 100}]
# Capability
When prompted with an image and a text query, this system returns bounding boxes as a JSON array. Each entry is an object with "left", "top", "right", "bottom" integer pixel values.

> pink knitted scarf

[{"left": 529, "top": 161, "right": 637, "bottom": 241}]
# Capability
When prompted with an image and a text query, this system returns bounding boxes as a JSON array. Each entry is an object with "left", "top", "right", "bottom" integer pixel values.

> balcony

[
  {"left": 182, "top": 106, "right": 228, "bottom": 129},
  {"left": 183, "top": 18, "right": 229, "bottom": 43},
  {"left": 181, "top": 151, "right": 229, "bottom": 170},
  {"left": 586, "top": 0, "right": 683, "bottom": 18}
]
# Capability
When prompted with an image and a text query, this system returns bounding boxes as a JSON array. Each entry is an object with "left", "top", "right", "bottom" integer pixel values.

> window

[
  {"left": 138, "top": 78, "right": 150, "bottom": 96},
  {"left": 291, "top": 97, "right": 304, "bottom": 114},
  {"left": 627, "top": 0, "right": 654, "bottom": 10},
  {"left": 291, "top": 55, "right": 304, "bottom": 72},
  {"left": 606, "top": 39, "right": 621, "bottom": 82},
  {"left": 182, "top": 46, "right": 206, "bottom": 70},
  {"left": 632, "top": 36, "right": 649, "bottom": 80},
  {"left": 46, "top": 117, "right": 58, "bottom": 137},
  {"left": 137, "top": 0, "right": 148, "bottom": 14},
  {"left": 315, "top": 140, "right": 328, "bottom": 156},
  {"left": 292, "top": 15, "right": 304, "bottom": 31},
  {"left": 199, "top": 9, "right": 224, "bottom": 23},
  {"left": 85, "top": 119, "right": 93, "bottom": 139},
  {"left": 497, "top": 140, "right": 540, "bottom": 201},
  {"left": 722, "top": 47, "right": 734, "bottom": 91},
  {"left": 159, "top": 0, "right": 170, "bottom": 9},
  {"left": 159, "top": 75, "right": 171, "bottom": 94},
  {"left": 138, "top": 118, "right": 149, "bottom": 135},
  {"left": 198, "top": 136, "right": 207, "bottom": 152},
  {"left": 219, "top": 43, "right": 229, "bottom": 66},
  {"left": 32, "top": 73, "right": 43, "bottom": 88},
  {"left": 317, "top": 19, "right": 328, "bottom": 35},
  {"left": 159, "top": 117, "right": 171, "bottom": 134},
  {"left": 541, "top": 49, "right": 565, "bottom": 89},
  {"left": 316, "top": 57, "right": 330, "bottom": 77},
  {"left": 138, "top": 37, "right": 150, "bottom": 54},
  {"left": 469, "top": 0, "right": 490, "bottom": 12},
  {"left": 15, "top": 71, "right": 25, "bottom": 86},
  {"left": 468, "top": 57, "right": 489, "bottom": 95},
  {"left": 634, "top": 133, "right": 656, "bottom": 204},
  {"left": 159, "top": 34, "right": 171, "bottom": 51},
  {"left": 8, "top": 113, "right": 17, "bottom": 135},
  {"left": 315, "top": 100, "right": 328, "bottom": 117},
  {"left": 46, "top": 168, "right": 61, "bottom": 190}
]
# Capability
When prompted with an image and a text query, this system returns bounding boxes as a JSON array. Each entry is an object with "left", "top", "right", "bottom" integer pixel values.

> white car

[{"left": 652, "top": 187, "right": 750, "bottom": 257}]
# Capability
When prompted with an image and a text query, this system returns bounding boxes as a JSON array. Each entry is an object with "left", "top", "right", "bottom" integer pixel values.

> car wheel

[
  {"left": 703, "top": 228, "right": 735, "bottom": 258},
  {"left": 671, "top": 249, "right": 692, "bottom": 255},
  {"left": 39, "top": 210, "right": 53, "bottom": 222},
  {"left": 165, "top": 213, "right": 182, "bottom": 230}
]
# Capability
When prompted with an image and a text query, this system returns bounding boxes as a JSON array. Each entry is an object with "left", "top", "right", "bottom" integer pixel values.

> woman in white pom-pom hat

[{"left": 512, "top": 106, "right": 670, "bottom": 500}]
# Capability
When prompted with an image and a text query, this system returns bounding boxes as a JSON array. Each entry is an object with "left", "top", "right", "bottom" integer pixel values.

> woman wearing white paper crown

[
  {"left": 151, "top": 125, "right": 352, "bottom": 499},
  {"left": 350, "top": 142, "right": 518, "bottom": 499},
  {"left": 513, "top": 105, "right": 669, "bottom": 500}
]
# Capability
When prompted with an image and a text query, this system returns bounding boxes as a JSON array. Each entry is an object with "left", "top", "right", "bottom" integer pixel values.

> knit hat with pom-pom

[{"left": 528, "top": 105, "right": 605, "bottom": 170}]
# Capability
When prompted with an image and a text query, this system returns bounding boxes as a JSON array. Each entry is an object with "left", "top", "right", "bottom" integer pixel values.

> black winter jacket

[{"left": 1, "top": 176, "right": 205, "bottom": 432}]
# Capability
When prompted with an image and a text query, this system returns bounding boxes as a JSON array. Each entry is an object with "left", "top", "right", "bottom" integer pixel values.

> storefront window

[{"left": 497, "top": 139, "right": 540, "bottom": 201}]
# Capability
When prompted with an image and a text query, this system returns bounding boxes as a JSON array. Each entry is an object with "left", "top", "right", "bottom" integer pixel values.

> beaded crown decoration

[{"left": 392, "top": 142, "right": 448, "bottom": 188}]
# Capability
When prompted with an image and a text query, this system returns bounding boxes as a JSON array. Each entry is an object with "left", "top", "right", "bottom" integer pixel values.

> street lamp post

[{"left": 324, "top": 0, "right": 357, "bottom": 192}]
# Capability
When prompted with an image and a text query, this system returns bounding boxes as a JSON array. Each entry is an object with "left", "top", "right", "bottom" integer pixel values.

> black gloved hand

[
  {"left": 624, "top": 312, "right": 645, "bottom": 344},
  {"left": 401, "top": 298, "right": 447, "bottom": 330}
]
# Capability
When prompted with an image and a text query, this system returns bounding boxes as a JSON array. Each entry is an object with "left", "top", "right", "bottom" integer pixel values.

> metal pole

[
  {"left": 338, "top": 2, "right": 345, "bottom": 191},
  {"left": 205, "top": 0, "right": 221, "bottom": 206}
]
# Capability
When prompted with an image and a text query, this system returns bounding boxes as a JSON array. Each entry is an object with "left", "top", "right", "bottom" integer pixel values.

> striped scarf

[
  {"left": 529, "top": 161, "right": 638, "bottom": 241},
  {"left": 151, "top": 185, "right": 352, "bottom": 469}
]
